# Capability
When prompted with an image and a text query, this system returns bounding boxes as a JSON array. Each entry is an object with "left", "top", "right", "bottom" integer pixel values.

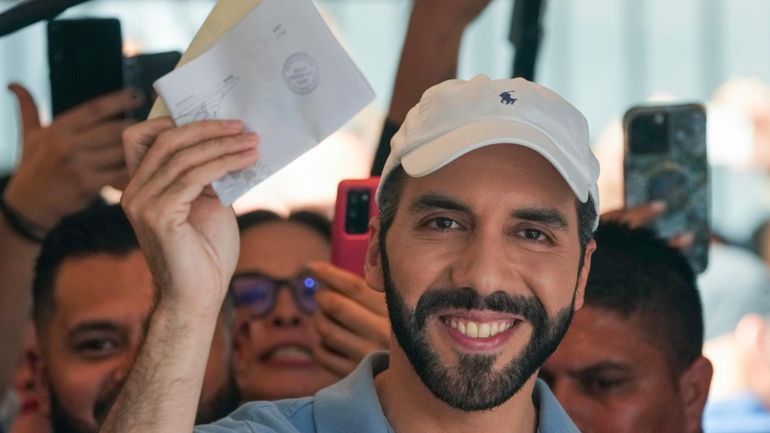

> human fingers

[
  {"left": 668, "top": 231, "right": 695, "bottom": 251},
  {"left": 76, "top": 119, "right": 136, "bottom": 150},
  {"left": 312, "top": 344, "right": 356, "bottom": 377},
  {"left": 313, "top": 310, "right": 382, "bottom": 365},
  {"left": 316, "top": 290, "right": 390, "bottom": 352},
  {"left": 122, "top": 117, "right": 176, "bottom": 175},
  {"left": 127, "top": 119, "right": 246, "bottom": 187},
  {"left": 56, "top": 89, "right": 142, "bottom": 131},
  {"left": 7, "top": 83, "right": 41, "bottom": 131},
  {"left": 307, "top": 261, "right": 388, "bottom": 315},
  {"left": 128, "top": 145, "right": 258, "bottom": 213},
  {"left": 79, "top": 141, "right": 127, "bottom": 171},
  {"left": 127, "top": 132, "right": 258, "bottom": 202},
  {"left": 600, "top": 201, "right": 666, "bottom": 228}
]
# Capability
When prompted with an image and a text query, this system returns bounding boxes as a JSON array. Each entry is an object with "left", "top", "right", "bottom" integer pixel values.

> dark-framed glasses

[{"left": 230, "top": 270, "right": 321, "bottom": 319}]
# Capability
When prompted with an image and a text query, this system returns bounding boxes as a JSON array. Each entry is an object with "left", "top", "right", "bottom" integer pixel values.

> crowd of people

[{"left": 2, "top": 1, "right": 770, "bottom": 433}]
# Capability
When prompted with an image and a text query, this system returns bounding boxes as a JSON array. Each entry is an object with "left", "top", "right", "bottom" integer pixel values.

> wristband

[{"left": 0, "top": 195, "right": 48, "bottom": 243}]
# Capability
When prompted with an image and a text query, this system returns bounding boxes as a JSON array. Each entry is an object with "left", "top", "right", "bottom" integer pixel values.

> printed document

[{"left": 154, "top": 0, "right": 375, "bottom": 204}]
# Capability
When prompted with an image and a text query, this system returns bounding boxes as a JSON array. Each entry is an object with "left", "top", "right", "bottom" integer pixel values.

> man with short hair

[
  {"left": 102, "top": 74, "right": 600, "bottom": 433},
  {"left": 540, "top": 221, "right": 713, "bottom": 433},
  {"left": 31, "top": 204, "right": 239, "bottom": 433}
]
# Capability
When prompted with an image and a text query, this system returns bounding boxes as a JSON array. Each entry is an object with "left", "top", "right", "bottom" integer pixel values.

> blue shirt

[
  {"left": 196, "top": 352, "right": 579, "bottom": 433},
  {"left": 704, "top": 393, "right": 770, "bottom": 433}
]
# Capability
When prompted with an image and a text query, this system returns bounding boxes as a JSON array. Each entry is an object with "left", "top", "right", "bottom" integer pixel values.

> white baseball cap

[{"left": 378, "top": 74, "right": 600, "bottom": 229}]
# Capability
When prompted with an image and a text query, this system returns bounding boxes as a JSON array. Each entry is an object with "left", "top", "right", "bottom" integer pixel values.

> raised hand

[
  {"left": 3, "top": 84, "right": 140, "bottom": 228},
  {"left": 120, "top": 118, "right": 258, "bottom": 312},
  {"left": 308, "top": 261, "right": 390, "bottom": 376}
]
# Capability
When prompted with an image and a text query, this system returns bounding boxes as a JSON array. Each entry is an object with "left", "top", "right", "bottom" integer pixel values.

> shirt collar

[{"left": 312, "top": 352, "right": 578, "bottom": 433}]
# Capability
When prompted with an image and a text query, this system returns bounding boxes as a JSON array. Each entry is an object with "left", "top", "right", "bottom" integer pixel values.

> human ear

[
  {"left": 364, "top": 217, "right": 385, "bottom": 292},
  {"left": 574, "top": 239, "right": 596, "bottom": 311},
  {"left": 678, "top": 356, "right": 713, "bottom": 433}
]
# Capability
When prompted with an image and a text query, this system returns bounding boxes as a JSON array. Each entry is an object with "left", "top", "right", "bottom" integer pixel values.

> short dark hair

[
  {"left": 236, "top": 209, "right": 331, "bottom": 240},
  {"left": 585, "top": 221, "right": 703, "bottom": 373},
  {"left": 377, "top": 165, "right": 596, "bottom": 255},
  {"left": 32, "top": 204, "right": 138, "bottom": 338}
]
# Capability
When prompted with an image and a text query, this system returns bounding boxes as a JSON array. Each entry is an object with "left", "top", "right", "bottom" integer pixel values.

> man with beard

[
  {"left": 31, "top": 204, "right": 239, "bottom": 433},
  {"left": 100, "top": 74, "right": 599, "bottom": 433}
]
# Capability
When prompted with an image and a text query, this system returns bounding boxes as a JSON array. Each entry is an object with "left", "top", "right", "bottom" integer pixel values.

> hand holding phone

[{"left": 623, "top": 103, "right": 710, "bottom": 273}]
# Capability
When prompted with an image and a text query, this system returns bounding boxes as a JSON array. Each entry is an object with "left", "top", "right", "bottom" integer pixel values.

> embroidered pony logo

[{"left": 499, "top": 90, "right": 517, "bottom": 105}]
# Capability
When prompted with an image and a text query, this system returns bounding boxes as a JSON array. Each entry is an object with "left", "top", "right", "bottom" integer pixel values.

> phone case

[
  {"left": 331, "top": 177, "right": 380, "bottom": 277},
  {"left": 623, "top": 103, "right": 709, "bottom": 273},
  {"left": 48, "top": 18, "right": 124, "bottom": 115}
]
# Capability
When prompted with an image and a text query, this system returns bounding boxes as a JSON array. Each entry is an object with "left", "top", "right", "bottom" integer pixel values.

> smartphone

[
  {"left": 623, "top": 103, "right": 709, "bottom": 273},
  {"left": 331, "top": 177, "right": 380, "bottom": 277},
  {"left": 123, "top": 51, "right": 181, "bottom": 120},
  {"left": 48, "top": 18, "right": 124, "bottom": 116}
]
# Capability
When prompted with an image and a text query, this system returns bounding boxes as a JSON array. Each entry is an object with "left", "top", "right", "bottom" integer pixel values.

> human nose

[
  {"left": 268, "top": 286, "right": 303, "bottom": 327},
  {"left": 449, "top": 228, "right": 514, "bottom": 296}
]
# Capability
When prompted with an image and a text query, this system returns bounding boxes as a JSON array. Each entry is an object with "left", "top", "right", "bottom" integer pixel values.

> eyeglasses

[{"left": 229, "top": 270, "right": 321, "bottom": 318}]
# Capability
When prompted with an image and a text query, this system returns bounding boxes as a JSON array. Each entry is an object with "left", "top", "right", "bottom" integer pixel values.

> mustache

[{"left": 414, "top": 287, "right": 548, "bottom": 330}]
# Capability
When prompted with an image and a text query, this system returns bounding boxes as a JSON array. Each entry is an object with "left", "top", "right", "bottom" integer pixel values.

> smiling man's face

[{"left": 368, "top": 144, "right": 594, "bottom": 410}]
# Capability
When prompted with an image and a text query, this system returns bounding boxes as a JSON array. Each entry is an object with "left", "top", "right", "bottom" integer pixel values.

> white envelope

[
  {"left": 154, "top": 0, "right": 375, "bottom": 205},
  {"left": 148, "top": 0, "right": 263, "bottom": 119}
]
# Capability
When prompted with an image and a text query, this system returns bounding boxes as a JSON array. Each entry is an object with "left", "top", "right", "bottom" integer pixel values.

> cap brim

[{"left": 401, "top": 118, "right": 590, "bottom": 202}]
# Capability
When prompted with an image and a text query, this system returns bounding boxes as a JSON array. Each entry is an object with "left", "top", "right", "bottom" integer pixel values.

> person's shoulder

[{"left": 195, "top": 397, "right": 316, "bottom": 433}]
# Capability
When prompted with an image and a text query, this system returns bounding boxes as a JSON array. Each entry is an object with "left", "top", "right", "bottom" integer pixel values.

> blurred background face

[
  {"left": 38, "top": 252, "right": 154, "bottom": 433},
  {"left": 233, "top": 220, "right": 338, "bottom": 401},
  {"left": 37, "top": 251, "right": 237, "bottom": 433},
  {"left": 540, "top": 306, "right": 688, "bottom": 433}
]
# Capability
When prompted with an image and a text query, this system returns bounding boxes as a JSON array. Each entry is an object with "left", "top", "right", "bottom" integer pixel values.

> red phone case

[{"left": 331, "top": 177, "right": 380, "bottom": 277}]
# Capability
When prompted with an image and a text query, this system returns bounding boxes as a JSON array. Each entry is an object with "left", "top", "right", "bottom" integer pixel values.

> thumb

[{"left": 8, "top": 83, "right": 42, "bottom": 132}]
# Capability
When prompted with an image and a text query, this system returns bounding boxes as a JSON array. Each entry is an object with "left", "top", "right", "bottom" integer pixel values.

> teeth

[
  {"left": 478, "top": 323, "right": 491, "bottom": 338},
  {"left": 443, "top": 318, "right": 515, "bottom": 339},
  {"left": 269, "top": 346, "right": 312, "bottom": 361},
  {"left": 466, "top": 322, "right": 479, "bottom": 338}
]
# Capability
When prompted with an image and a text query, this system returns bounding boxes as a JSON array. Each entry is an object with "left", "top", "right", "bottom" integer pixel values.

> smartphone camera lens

[{"left": 345, "top": 189, "right": 370, "bottom": 235}]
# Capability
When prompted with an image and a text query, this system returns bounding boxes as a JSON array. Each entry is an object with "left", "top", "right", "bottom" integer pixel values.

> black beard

[
  {"left": 381, "top": 243, "right": 575, "bottom": 412},
  {"left": 195, "top": 369, "right": 241, "bottom": 425}
]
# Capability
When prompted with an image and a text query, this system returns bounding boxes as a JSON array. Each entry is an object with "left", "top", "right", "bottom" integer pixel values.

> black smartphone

[
  {"left": 123, "top": 51, "right": 181, "bottom": 120},
  {"left": 48, "top": 18, "right": 124, "bottom": 116},
  {"left": 623, "top": 103, "right": 710, "bottom": 273},
  {"left": 331, "top": 177, "right": 380, "bottom": 277}
]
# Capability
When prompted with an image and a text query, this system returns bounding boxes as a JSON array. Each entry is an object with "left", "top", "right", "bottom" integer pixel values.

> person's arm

[
  {"left": 372, "top": 0, "right": 492, "bottom": 175},
  {"left": 99, "top": 118, "right": 258, "bottom": 433},
  {"left": 0, "top": 84, "right": 139, "bottom": 396}
]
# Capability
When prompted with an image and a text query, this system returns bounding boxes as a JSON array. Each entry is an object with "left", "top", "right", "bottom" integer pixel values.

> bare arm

[
  {"left": 100, "top": 118, "right": 258, "bottom": 433},
  {"left": 373, "top": 0, "right": 492, "bottom": 175},
  {"left": 0, "top": 85, "right": 139, "bottom": 395},
  {"left": 387, "top": 0, "right": 493, "bottom": 124}
]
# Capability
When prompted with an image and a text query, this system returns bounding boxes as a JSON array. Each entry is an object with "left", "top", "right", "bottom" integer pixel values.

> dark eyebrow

[
  {"left": 67, "top": 321, "right": 124, "bottom": 340},
  {"left": 408, "top": 194, "right": 470, "bottom": 214},
  {"left": 512, "top": 208, "right": 569, "bottom": 230},
  {"left": 571, "top": 361, "right": 632, "bottom": 377}
]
